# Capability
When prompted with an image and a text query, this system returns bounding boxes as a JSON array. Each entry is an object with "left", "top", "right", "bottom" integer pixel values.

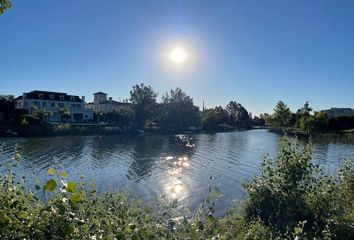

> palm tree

[
  {"left": 31, "top": 105, "right": 52, "bottom": 124},
  {"left": 58, "top": 108, "right": 71, "bottom": 122}
]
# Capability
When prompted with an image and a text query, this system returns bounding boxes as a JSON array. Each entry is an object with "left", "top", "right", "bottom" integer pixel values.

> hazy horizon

[{"left": 1, "top": 0, "right": 354, "bottom": 115}]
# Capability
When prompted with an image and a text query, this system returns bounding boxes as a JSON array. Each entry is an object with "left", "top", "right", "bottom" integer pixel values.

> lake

[{"left": 1, "top": 129, "right": 353, "bottom": 215}]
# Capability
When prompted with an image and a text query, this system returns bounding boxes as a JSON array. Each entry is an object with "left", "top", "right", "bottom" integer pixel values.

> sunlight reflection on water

[{"left": 164, "top": 155, "right": 191, "bottom": 200}]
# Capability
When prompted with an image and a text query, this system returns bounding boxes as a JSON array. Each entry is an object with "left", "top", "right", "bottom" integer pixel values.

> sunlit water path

[{"left": 1, "top": 129, "right": 353, "bottom": 215}]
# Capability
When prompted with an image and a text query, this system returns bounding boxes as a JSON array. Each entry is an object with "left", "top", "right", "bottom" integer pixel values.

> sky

[{"left": 1, "top": 0, "right": 354, "bottom": 115}]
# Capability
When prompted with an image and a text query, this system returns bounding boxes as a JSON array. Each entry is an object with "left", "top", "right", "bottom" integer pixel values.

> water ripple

[{"left": 0, "top": 129, "right": 353, "bottom": 214}]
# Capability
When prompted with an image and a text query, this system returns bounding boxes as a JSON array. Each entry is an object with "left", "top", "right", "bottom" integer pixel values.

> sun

[{"left": 169, "top": 47, "right": 186, "bottom": 64}]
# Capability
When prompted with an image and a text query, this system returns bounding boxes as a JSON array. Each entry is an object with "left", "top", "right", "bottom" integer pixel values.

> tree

[
  {"left": 0, "top": 95, "right": 15, "bottom": 120},
  {"left": 297, "top": 101, "right": 313, "bottom": 117},
  {"left": 129, "top": 84, "right": 157, "bottom": 128},
  {"left": 214, "top": 106, "right": 229, "bottom": 123},
  {"left": 201, "top": 109, "right": 219, "bottom": 130},
  {"left": 201, "top": 106, "right": 229, "bottom": 130},
  {"left": 31, "top": 105, "right": 52, "bottom": 124},
  {"left": 102, "top": 107, "right": 135, "bottom": 129},
  {"left": 160, "top": 87, "right": 200, "bottom": 130},
  {"left": 294, "top": 102, "right": 329, "bottom": 133},
  {"left": 313, "top": 111, "right": 328, "bottom": 131},
  {"left": 252, "top": 115, "right": 266, "bottom": 126},
  {"left": 0, "top": 95, "right": 27, "bottom": 125},
  {"left": 267, "top": 101, "right": 293, "bottom": 128},
  {"left": 298, "top": 115, "right": 316, "bottom": 133},
  {"left": 58, "top": 108, "right": 71, "bottom": 122},
  {"left": 225, "top": 101, "right": 251, "bottom": 128},
  {"left": 0, "top": 0, "right": 11, "bottom": 15}
]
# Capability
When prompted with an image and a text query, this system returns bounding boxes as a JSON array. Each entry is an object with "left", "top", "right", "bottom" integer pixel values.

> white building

[
  {"left": 321, "top": 108, "right": 354, "bottom": 119},
  {"left": 85, "top": 92, "right": 131, "bottom": 113},
  {"left": 15, "top": 90, "right": 93, "bottom": 122}
]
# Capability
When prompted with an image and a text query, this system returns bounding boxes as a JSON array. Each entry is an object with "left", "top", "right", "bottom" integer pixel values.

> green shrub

[{"left": 243, "top": 138, "right": 354, "bottom": 239}]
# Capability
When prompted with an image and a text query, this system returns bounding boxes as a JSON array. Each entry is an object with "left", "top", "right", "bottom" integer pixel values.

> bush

[{"left": 243, "top": 138, "right": 354, "bottom": 239}]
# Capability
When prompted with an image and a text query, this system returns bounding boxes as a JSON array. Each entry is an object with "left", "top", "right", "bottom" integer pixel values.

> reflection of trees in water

[
  {"left": 195, "top": 132, "right": 249, "bottom": 162},
  {"left": 126, "top": 135, "right": 165, "bottom": 181},
  {"left": 89, "top": 135, "right": 136, "bottom": 168},
  {"left": 286, "top": 134, "right": 354, "bottom": 166},
  {"left": 16, "top": 137, "right": 86, "bottom": 170},
  {"left": 314, "top": 134, "right": 354, "bottom": 165},
  {"left": 313, "top": 133, "right": 354, "bottom": 145}
]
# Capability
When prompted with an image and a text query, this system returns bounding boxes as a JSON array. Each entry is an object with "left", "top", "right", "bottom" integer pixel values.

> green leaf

[
  {"left": 294, "top": 227, "right": 303, "bottom": 235},
  {"left": 106, "top": 233, "right": 115, "bottom": 240},
  {"left": 43, "top": 179, "right": 57, "bottom": 192},
  {"left": 47, "top": 168, "right": 55, "bottom": 175},
  {"left": 69, "top": 193, "right": 82, "bottom": 204},
  {"left": 0, "top": 211, "right": 11, "bottom": 224},
  {"left": 63, "top": 225, "right": 74, "bottom": 234},
  {"left": 66, "top": 181, "right": 76, "bottom": 193},
  {"left": 59, "top": 172, "right": 67, "bottom": 178},
  {"left": 124, "top": 225, "right": 132, "bottom": 234}
]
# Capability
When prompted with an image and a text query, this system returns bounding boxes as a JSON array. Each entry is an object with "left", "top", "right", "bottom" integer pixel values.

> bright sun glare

[{"left": 169, "top": 47, "right": 186, "bottom": 64}]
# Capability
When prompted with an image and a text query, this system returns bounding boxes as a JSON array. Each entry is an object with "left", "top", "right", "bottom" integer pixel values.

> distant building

[
  {"left": 321, "top": 108, "right": 354, "bottom": 119},
  {"left": 85, "top": 92, "right": 131, "bottom": 113},
  {"left": 15, "top": 90, "right": 93, "bottom": 122}
]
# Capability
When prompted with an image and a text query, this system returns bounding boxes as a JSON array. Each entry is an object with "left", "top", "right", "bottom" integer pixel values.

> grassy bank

[{"left": 0, "top": 138, "right": 353, "bottom": 239}]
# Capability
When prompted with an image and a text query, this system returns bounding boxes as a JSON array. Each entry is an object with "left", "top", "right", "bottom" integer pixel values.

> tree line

[
  {"left": 265, "top": 100, "right": 354, "bottom": 133},
  {"left": 0, "top": 85, "right": 265, "bottom": 132},
  {"left": 97, "top": 84, "right": 264, "bottom": 132},
  {"left": 3, "top": 87, "right": 353, "bottom": 133}
]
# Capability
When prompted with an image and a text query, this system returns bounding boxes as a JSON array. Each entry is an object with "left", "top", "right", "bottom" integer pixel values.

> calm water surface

[{"left": 1, "top": 129, "right": 354, "bottom": 214}]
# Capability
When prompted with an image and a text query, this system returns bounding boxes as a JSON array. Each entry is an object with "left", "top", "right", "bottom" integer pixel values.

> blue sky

[{"left": 1, "top": 0, "right": 354, "bottom": 115}]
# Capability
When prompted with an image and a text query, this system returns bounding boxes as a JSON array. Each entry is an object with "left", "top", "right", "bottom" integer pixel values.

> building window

[
  {"left": 42, "top": 102, "right": 46, "bottom": 107},
  {"left": 51, "top": 102, "right": 55, "bottom": 107},
  {"left": 25, "top": 101, "right": 27, "bottom": 106},
  {"left": 85, "top": 115, "right": 88, "bottom": 119},
  {"left": 50, "top": 95, "right": 54, "bottom": 100},
  {"left": 60, "top": 95, "right": 64, "bottom": 100},
  {"left": 70, "top": 96, "right": 75, "bottom": 101},
  {"left": 34, "top": 101, "right": 40, "bottom": 106},
  {"left": 39, "top": 94, "right": 43, "bottom": 99},
  {"left": 58, "top": 103, "right": 64, "bottom": 107}
]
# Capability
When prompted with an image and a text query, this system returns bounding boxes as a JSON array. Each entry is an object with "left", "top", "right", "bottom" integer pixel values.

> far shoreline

[
  {"left": 0, "top": 124, "right": 269, "bottom": 138},
  {"left": 1, "top": 124, "right": 353, "bottom": 139}
]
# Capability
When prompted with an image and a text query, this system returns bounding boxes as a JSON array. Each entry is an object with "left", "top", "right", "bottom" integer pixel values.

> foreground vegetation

[
  {"left": 0, "top": 138, "right": 353, "bottom": 239},
  {"left": 0, "top": 0, "right": 11, "bottom": 15}
]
